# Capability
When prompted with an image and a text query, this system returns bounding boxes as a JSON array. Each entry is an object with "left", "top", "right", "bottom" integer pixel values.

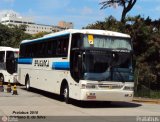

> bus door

[
  {"left": 6, "top": 51, "right": 17, "bottom": 74},
  {"left": 0, "top": 51, "right": 6, "bottom": 70}
]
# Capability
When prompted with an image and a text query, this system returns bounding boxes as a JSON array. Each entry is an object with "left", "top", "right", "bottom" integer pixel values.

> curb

[{"left": 133, "top": 97, "right": 160, "bottom": 104}]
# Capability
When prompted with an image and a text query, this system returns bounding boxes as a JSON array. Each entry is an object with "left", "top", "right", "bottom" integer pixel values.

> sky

[{"left": 0, "top": 0, "right": 160, "bottom": 29}]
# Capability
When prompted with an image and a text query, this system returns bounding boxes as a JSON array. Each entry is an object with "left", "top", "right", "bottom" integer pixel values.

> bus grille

[{"left": 98, "top": 84, "right": 123, "bottom": 89}]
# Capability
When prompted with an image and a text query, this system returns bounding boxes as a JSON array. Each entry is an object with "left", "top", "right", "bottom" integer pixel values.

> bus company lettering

[{"left": 34, "top": 60, "right": 49, "bottom": 67}]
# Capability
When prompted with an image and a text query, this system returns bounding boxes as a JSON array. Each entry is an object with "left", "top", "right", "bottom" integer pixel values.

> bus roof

[
  {"left": 21, "top": 29, "right": 131, "bottom": 44},
  {"left": 0, "top": 46, "right": 19, "bottom": 52}
]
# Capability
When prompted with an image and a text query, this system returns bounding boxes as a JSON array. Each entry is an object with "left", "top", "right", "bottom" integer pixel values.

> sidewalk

[{"left": 133, "top": 97, "right": 160, "bottom": 104}]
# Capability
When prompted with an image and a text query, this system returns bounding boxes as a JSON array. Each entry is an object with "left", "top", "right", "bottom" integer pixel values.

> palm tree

[{"left": 100, "top": 0, "right": 137, "bottom": 23}]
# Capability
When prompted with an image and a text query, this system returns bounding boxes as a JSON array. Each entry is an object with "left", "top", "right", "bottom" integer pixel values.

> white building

[{"left": 0, "top": 12, "right": 73, "bottom": 34}]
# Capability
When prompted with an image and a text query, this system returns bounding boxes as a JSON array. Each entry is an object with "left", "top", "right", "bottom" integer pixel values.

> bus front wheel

[
  {"left": 63, "top": 84, "right": 70, "bottom": 104},
  {"left": 25, "top": 76, "right": 30, "bottom": 91}
]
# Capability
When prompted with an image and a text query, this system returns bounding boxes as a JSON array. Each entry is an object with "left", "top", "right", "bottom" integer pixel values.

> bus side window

[
  {"left": 46, "top": 41, "right": 52, "bottom": 57},
  {"left": 35, "top": 43, "right": 40, "bottom": 58},
  {"left": 36, "top": 43, "right": 42, "bottom": 58},
  {"left": 25, "top": 45, "right": 31, "bottom": 58},
  {"left": 0, "top": 51, "right": 5, "bottom": 62},
  {"left": 39, "top": 42, "right": 46, "bottom": 58},
  {"left": 56, "top": 40, "right": 61, "bottom": 56},
  {"left": 71, "top": 33, "right": 82, "bottom": 49},
  {"left": 6, "top": 51, "right": 14, "bottom": 59},
  {"left": 43, "top": 39, "right": 56, "bottom": 57},
  {"left": 63, "top": 39, "right": 69, "bottom": 56},
  {"left": 31, "top": 44, "right": 35, "bottom": 57},
  {"left": 52, "top": 40, "right": 57, "bottom": 57},
  {"left": 56, "top": 37, "right": 69, "bottom": 57},
  {"left": 20, "top": 45, "right": 25, "bottom": 58}
]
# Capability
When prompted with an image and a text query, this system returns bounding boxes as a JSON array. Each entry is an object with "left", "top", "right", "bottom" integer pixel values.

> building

[
  {"left": 58, "top": 21, "right": 74, "bottom": 29},
  {"left": 0, "top": 12, "right": 73, "bottom": 34}
]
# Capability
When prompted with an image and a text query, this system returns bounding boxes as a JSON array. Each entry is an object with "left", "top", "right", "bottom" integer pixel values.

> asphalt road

[{"left": 0, "top": 85, "right": 160, "bottom": 122}]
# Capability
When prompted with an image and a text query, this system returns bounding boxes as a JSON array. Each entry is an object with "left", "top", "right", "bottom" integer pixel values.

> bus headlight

[
  {"left": 123, "top": 86, "right": 134, "bottom": 91},
  {"left": 81, "top": 84, "right": 96, "bottom": 89}
]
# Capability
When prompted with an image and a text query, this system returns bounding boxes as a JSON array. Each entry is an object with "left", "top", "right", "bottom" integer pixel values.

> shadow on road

[
  {"left": 21, "top": 87, "right": 63, "bottom": 101},
  {"left": 70, "top": 100, "right": 142, "bottom": 108},
  {"left": 21, "top": 87, "right": 142, "bottom": 108}
]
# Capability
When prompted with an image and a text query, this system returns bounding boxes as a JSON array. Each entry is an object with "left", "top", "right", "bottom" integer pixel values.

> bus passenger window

[
  {"left": 52, "top": 41, "right": 57, "bottom": 57},
  {"left": 71, "top": 33, "right": 82, "bottom": 49},
  {"left": 56, "top": 37, "right": 69, "bottom": 57},
  {"left": 61, "top": 40, "right": 69, "bottom": 56},
  {"left": 0, "top": 51, "right": 5, "bottom": 62},
  {"left": 6, "top": 51, "right": 14, "bottom": 59},
  {"left": 46, "top": 41, "right": 53, "bottom": 57}
]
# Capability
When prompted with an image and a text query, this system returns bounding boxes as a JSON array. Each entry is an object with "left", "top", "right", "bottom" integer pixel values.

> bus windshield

[
  {"left": 82, "top": 50, "right": 133, "bottom": 82},
  {"left": 83, "top": 34, "right": 132, "bottom": 51}
]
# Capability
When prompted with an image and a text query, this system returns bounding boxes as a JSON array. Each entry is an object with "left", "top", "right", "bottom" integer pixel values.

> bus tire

[
  {"left": 63, "top": 84, "right": 70, "bottom": 104},
  {"left": 0, "top": 74, "right": 4, "bottom": 83},
  {"left": 25, "top": 76, "right": 30, "bottom": 91}
]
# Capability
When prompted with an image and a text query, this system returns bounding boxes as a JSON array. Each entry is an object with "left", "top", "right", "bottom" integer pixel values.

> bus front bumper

[{"left": 80, "top": 89, "right": 133, "bottom": 102}]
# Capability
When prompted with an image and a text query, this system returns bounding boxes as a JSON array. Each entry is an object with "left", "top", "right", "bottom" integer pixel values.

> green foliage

[
  {"left": 84, "top": 15, "right": 160, "bottom": 91},
  {"left": 0, "top": 24, "right": 32, "bottom": 48},
  {"left": 85, "top": 16, "right": 121, "bottom": 32},
  {"left": 100, "top": 0, "right": 137, "bottom": 23},
  {"left": 0, "top": 24, "right": 50, "bottom": 48}
]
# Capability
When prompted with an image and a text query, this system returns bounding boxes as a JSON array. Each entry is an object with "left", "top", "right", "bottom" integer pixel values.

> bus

[
  {"left": 18, "top": 29, "right": 134, "bottom": 103},
  {"left": 0, "top": 46, "right": 19, "bottom": 83}
]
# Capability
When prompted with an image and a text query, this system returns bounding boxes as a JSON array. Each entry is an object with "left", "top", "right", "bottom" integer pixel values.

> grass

[{"left": 134, "top": 90, "right": 160, "bottom": 99}]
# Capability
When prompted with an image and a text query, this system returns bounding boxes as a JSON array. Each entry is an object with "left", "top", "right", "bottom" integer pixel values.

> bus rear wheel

[
  {"left": 25, "top": 76, "right": 30, "bottom": 91},
  {"left": 0, "top": 74, "right": 4, "bottom": 83},
  {"left": 63, "top": 84, "right": 70, "bottom": 104}
]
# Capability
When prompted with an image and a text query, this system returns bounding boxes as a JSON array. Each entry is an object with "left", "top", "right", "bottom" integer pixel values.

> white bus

[
  {"left": 0, "top": 46, "right": 19, "bottom": 83},
  {"left": 18, "top": 29, "right": 134, "bottom": 103}
]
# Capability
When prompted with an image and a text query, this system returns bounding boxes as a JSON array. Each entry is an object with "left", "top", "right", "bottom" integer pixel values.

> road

[{"left": 0, "top": 85, "right": 160, "bottom": 122}]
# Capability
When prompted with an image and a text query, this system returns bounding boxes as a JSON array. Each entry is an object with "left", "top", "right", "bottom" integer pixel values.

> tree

[
  {"left": 100, "top": 0, "right": 137, "bottom": 23},
  {"left": 0, "top": 24, "right": 13, "bottom": 46},
  {"left": 0, "top": 24, "right": 32, "bottom": 48}
]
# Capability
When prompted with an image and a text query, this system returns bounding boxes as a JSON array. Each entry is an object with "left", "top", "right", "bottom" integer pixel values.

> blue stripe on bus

[
  {"left": 21, "top": 33, "right": 70, "bottom": 44},
  {"left": 18, "top": 58, "right": 33, "bottom": 64},
  {"left": 52, "top": 62, "right": 70, "bottom": 70}
]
